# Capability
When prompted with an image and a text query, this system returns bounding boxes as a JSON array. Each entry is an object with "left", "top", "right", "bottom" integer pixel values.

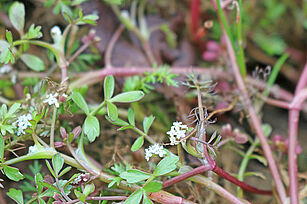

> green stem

[
  {"left": 50, "top": 106, "right": 57, "bottom": 149},
  {"left": 90, "top": 101, "right": 106, "bottom": 116},
  {"left": 237, "top": 138, "right": 259, "bottom": 197},
  {"left": 236, "top": 0, "right": 246, "bottom": 77},
  {"left": 216, "top": 0, "right": 246, "bottom": 77}
]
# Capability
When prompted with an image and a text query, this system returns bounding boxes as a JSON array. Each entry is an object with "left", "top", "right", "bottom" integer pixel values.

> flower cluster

[
  {"left": 71, "top": 173, "right": 90, "bottom": 185},
  {"left": 43, "top": 93, "right": 60, "bottom": 108},
  {"left": 166, "top": 121, "right": 188, "bottom": 145},
  {"left": 145, "top": 144, "right": 167, "bottom": 161},
  {"left": 14, "top": 113, "right": 32, "bottom": 136}
]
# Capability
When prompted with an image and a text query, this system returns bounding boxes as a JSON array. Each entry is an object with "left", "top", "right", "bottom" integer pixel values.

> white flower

[
  {"left": 51, "top": 26, "right": 62, "bottom": 36},
  {"left": 144, "top": 144, "right": 166, "bottom": 161},
  {"left": 43, "top": 93, "right": 59, "bottom": 108},
  {"left": 14, "top": 113, "right": 32, "bottom": 136},
  {"left": 167, "top": 121, "right": 189, "bottom": 145}
]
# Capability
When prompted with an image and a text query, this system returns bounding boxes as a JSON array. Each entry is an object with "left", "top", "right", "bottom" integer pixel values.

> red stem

[
  {"left": 288, "top": 61, "right": 307, "bottom": 204},
  {"left": 212, "top": 166, "right": 272, "bottom": 195},
  {"left": 163, "top": 163, "right": 272, "bottom": 195}
]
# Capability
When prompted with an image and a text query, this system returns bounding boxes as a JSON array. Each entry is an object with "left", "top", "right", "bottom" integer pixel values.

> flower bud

[
  {"left": 54, "top": 142, "right": 65, "bottom": 148},
  {"left": 72, "top": 126, "right": 82, "bottom": 139},
  {"left": 60, "top": 127, "right": 67, "bottom": 138}
]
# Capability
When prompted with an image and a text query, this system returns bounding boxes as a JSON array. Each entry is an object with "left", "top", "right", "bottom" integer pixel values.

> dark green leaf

[
  {"left": 125, "top": 189, "right": 143, "bottom": 204},
  {"left": 110, "top": 91, "right": 144, "bottom": 103},
  {"left": 35, "top": 173, "right": 44, "bottom": 194},
  {"left": 84, "top": 115, "right": 100, "bottom": 142},
  {"left": 52, "top": 153, "right": 64, "bottom": 176},
  {"left": 7, "top": 188, "right": 23, "bottom": 204},
  {"left": 104, "top": 75, "right": 115, "bottom": 99},
  {"left": 153, "top": 156, "right": 179, "bottom": 176},
  {"left": 4, "top": 166, "right": 24, "bottom": 181},
  {"left": 143, "top": 181, "right": 162, "bottom": 193},
  {"left": 142, "top": 192, "right": 154, "bottom": 204},
  {"left": 20, "top": 54, "right": 45, "bottom": 71},
  {"left": 120, "top": 169, "right": 151, "bottom": 183},
  {"left": 107, "top": 101, "right": 118, "bottom": 121},
  {"left": 6, "top": 30, "right": 13, "bottom": 45},
  {"left": 131, "top": 136, "right": 144, "bottom": 152},
  {"left": 128, "top": 108, "right": 135, "bottom": 126},
  {"left": 9, "top": 2, "right": 25, "bottom": 35},
  {"left": 143, "top": 115, "right": 155, "bottom": 134},
  {"left": 72, "top": 90, "right": 89, "bottom": 115}
]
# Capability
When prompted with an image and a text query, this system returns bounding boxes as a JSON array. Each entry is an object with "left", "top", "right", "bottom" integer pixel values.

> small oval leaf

[
  {"left": 20, "top": 54, "right": 45, "bottom": 71},
  {"left": 131, "top": 136, "right": 144, "bottom": 152},
  {"left": 84, "top": 115, "right": 100, "bottom": 142},
  {"left": 153, "top": 156, "right": 179, "bottom": 176},
  {"left": 104, "top": 75, "right": 115, "bottom": 99},
  {"left": 110, "top": 91, "right": 144, "bottom": 103},
  {"left": 72, "top": 90, "right": 89, "bottom": 115},
  {"left": 120, "top": 169, "right": 151, "bottom": 183},
  {"left": 107, "top": 101, "right": 118, "bottom": 121}
]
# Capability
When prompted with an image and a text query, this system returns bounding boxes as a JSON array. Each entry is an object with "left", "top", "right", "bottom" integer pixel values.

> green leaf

[
  {"left": 25, "top": 24, "right": 43, "bottom": 39},
  {"left": 120, "top": 169, "right": 151, "bottom": 183},
  {"left": 262, "top": 123, "right": 272, "bottom": 137},
  {"left": 3, "top": 166, "right": 24, "bottom": 181},
  {"left": 9, "top": 2, "right": 25, "bottom": 35},
  {"left": 77, "top": 14, "right": 99, "bottom": 25},
  {"left": 20, "top": 54, "right": 45, "bottom": 71},
  {"left": 35, "top": 173, "right": 44, "bottom": 194},
  {"left": 58, "top": 166, "right": 72, "bottom": 178},
  {"left": 104, "top": 0, "right": 124, "bottom": 5},
  {"left": 83, "top": 183, "right": 95, "bottom": 197},
  {"left": 110, "top": 91, "right": 144, "bottom": 103},
  {"left": 74, "top": 189, "right": 86, "bottom": 202},
  {"left": 45, "top": 160, "right": 56, "bottom": 178},
  {"left": 7, "top": 188, "right": 23, "bottom": 204},
  {"left": 40, "top": 181, "right": 58, "bottom": 192},
  {"left": 153, "top": 156, "right": 179, "bottom": 176},
  {"left": 143, "top": 181, "right": 162, "bottom": 193},
  {"left": 142, "top": 192, "right": 154, "bottom": 204},
  {"left": 7, "top": 103, "right": 20, "bottom": 116},
  {"left": 143, "top": 115, "right": 155, "bottom": 134},
  {"left": 131, "top": 136, "right": 144, "bottom": 152},
  {"left": 128, "top": 108, "right": 135, "bottom": 126},
  {"left": 0, "top": 134, "right": 3, "bottom": 161},
  {"left": 249, "top": 154, "right": 268, "bottom": 166},
  {"left": 105, "top": 116, "right": 129, "bottom": 127},
  {"left": 84, "top": 115, "right": 100, "bottom": 142},
  {"left": 72, "top": 90, "right": 89, "bottom": 115},
  {"left": 125, "top": 189, "right": 143, "bottom": 204},
  {"left": 107, "top": 101, "right": 118, "bottom": 121},
  {"left": 104, "top": 75, "right": 115, "bottom": 99},
  {"left": 6, "top": 30, "right": 13, "bottom": 45},
  {"left": 52, "top": 153, "right": 64, "bottom": 176},
  {"left": 0, "top": 47, "right": 14, "bottom": 64}
]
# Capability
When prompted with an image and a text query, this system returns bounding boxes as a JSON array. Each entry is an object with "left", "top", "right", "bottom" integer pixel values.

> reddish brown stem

[{"left": 288, "top": 61, "right": 307, "bottom": 204}]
